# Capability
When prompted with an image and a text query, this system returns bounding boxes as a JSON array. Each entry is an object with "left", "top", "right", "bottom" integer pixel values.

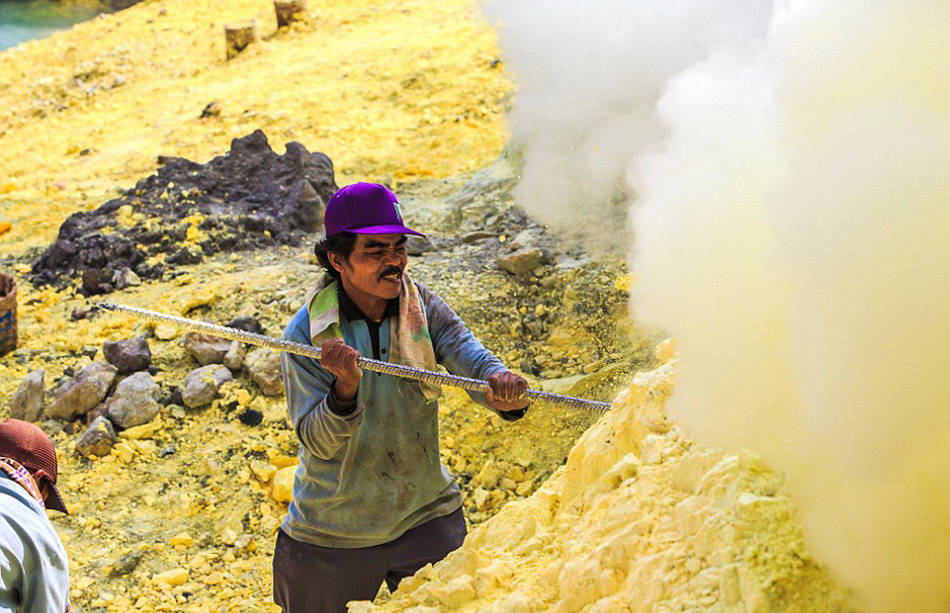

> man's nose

[{"left": 382, "top": 250, "right": 403, "bottom": 266}]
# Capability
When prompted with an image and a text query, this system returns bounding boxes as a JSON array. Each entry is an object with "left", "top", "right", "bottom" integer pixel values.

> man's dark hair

[{"left": 314, "top": 232, "right": 358, "bottom": 280}]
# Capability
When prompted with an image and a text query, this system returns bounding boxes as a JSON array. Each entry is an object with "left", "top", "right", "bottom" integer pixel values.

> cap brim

[
  {"left": 43, "top": 481, "right": 68, "bottom": 514},
  {"left": 347, "top": 224, "right": 426, "bottom": 238}
]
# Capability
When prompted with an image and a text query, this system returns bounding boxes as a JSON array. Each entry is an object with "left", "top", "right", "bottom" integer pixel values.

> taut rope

[{"left": 98, "top": 303, "right": 612, "bottom": 412}]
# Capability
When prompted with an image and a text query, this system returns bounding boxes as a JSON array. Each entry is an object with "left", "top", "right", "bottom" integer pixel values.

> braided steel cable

[{"left": 98, "top": 302, "right": 612, "bottom": 412}]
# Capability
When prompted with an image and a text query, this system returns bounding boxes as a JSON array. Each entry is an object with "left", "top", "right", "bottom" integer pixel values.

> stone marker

[
  {"left": 225, "top": 20, "right": 258, "bottom": 60},
  {"left": 274, "top": 0, "right": 307, "bottom": 28}
]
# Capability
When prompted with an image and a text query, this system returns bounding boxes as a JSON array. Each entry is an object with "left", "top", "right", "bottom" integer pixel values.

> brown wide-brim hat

[{"left": 0, "top": 419, "right": 68, "bottom": 513}]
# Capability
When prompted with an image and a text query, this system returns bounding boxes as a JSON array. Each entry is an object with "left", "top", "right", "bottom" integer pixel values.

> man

[
  {"left": 274, "top": 182, "right": 530, "bottom": 612},
  {"left": 0, "top": 419, "right": 72, "bottom": 613}
]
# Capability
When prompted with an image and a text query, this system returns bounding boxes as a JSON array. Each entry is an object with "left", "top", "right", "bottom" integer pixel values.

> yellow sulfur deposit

[
  {"left": 357, "top": 346, "right": 853, "bottom": 612},
  {"left": 0, "top": 0, "right": 510, "bottom": 255}
]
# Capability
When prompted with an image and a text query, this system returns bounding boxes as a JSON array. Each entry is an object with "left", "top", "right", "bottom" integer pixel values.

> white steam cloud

[
  {"left": 484, "top": 0, "right": 950, "bottom": 611},
  {"left": 480, "top": 0, "right": 772, "bottom": 246}
]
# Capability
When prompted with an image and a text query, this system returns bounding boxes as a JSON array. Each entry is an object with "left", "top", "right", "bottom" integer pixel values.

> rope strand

[{"left": 98, "top": 303, "right": 612, "bottom": 412}]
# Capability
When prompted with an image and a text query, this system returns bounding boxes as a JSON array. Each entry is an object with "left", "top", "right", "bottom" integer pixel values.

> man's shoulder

[
  {"left": 0, "top": 474, "right": 46, "bottom": 523},
  {"left": 412, "top": 280, "right": 441, "bottom": 304},
  {"left": 283, "top": 305, "right": 313, "bottom": 343}
]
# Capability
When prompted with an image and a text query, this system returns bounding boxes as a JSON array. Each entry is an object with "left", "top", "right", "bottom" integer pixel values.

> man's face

[{"left": 330, "top": 233, "right": 408, "bottom": 302}]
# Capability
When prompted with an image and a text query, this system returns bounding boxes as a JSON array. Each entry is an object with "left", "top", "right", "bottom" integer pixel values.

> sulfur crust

[{"left": 356, "top": 350, "right": 856, "bottom": 613}]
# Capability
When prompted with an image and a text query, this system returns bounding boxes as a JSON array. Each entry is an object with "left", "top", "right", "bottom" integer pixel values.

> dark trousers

[{"left": 272, "top": 507, "right": 467, "bottom": 613}]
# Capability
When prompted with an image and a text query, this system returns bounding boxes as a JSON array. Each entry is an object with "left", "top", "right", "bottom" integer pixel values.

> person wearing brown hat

[{"left": 0, "top": 418, "right": 73, "bottom": 613}]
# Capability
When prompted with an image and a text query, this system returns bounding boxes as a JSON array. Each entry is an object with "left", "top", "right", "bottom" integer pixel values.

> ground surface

[
  {"left": 0, "top": 1, "right": 855, "bottom": 612},
  {"left": 0, "top": 0, "right": 510, "bottom": 255}
]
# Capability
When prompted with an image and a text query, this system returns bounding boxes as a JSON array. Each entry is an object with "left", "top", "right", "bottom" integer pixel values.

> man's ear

[{"left": 327, "top": 250, "right": 347, "bottom": 274}]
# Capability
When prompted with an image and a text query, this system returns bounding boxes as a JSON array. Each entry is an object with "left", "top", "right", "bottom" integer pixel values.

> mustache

[{"left": 378, "top": 266, "right": 404, "bottom": 281}]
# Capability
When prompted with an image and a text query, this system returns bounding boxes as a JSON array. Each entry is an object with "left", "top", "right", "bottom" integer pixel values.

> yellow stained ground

[
  {"left": 0, "top": 1, "right": 517, "bottom": 611},
  {"left": 0, "top": 0, "right": 510, "bottom": 255},
  {"left": 0, "top": 2, "right": 857, "bottom": 613}
]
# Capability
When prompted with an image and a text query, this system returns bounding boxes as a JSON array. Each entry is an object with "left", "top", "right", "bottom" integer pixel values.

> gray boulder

[
  {"left": 102, "top": 336, "right": 151, "bottom": 374},
  {"left": 510, "top": 229, "right": 540, "bottom": 250},
  {"left": 112, "top": 267, "right": 141, "bottom": 290},
  {"left": 245, "top": 348, "right": 283, "bottom": 396},
  {"left": 497, "top": 248, "right": 546, "bottom": 276},
  {"left": 107, "top": 372, "right": 162, "bottom": 428},
  {"left": 460, "top": 231, "right": 498, "bottom": 244},
  {"left": 183, "top": 332, "right": 232, "bottom": 365},
  {"left": 406, "top": 235, "right": 436, "bottom": 254},
  {"left": 182, "top": 365, "right": 232, "bottom": 408},
  {"left": 76, "top": 416, "right": 117, "bottom": 458},
  {"left": 9, "top": 370, "right": 45, "bottom": 422},
  {"left": 47, "top": 361, "right": 117, "bottom": 419},
  {"left": 444, "top": 158, "right": 519, "bottom": 233},
  {"left": 223, "top": 341, "right": 246, "bottom": 371}
]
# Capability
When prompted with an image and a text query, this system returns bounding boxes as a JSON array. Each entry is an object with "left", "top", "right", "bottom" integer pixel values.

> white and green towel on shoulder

[{"left": 306, "top": 274, "right": 442, "bottom": 400}]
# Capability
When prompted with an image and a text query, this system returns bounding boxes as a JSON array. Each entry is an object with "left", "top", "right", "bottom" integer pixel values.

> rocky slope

[{"left": 2, "top": 150, "right": 648, "bottom": 611}]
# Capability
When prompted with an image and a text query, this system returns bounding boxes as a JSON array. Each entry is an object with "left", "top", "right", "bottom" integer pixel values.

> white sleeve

[{"left": 0, "top": 497, "right": 70, "bottom": 613}]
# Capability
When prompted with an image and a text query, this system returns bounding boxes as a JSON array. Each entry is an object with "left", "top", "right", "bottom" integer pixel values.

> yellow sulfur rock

[
  {"left": 433, "top": 576, "right": 476, "bottom": 607},
  {"left": 169, "top": 533, "right": 195, "bottom": 547},
  {"left": 152, "top": 568, "right": 188, "bottom": 586},
  {"left": 471, "top": 487, "right": 490, "bottom": 508},
  {"left": 366, "top": 364, "right": 852, "bottom": 613},
  {"left": 119, "top": 416, "right": 163, "bottom": 440},
  {"left": 188, "top": 552, "right": 210, "bottom": 570},
  {"left": 250, "top": 460, "right": 277, "bottom": 483},
  {"left": 203, "top": 571, "right": 226, "bottom": 585},
  {"left": 613, "top": 273, "right": 632, "bottom": 292},
  {"left": 154, "top": 323, "right": 178, "bottom": 340},
  {"left": 74, "top": 576, "right": 95, "bottom": 590},
  {"left": 111, "top": 442, "right": 135, "bottom": 464},
  {"left": 269, "top": 454, "right": 299, "bottom": 469},
  {"left": 271, "top": 465, "right": 296, "bottom": 503}
]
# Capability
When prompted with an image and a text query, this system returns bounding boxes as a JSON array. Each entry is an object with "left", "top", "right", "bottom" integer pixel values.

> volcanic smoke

[{"left": 483, "top": 0, "right": 950, "bottom": 611}]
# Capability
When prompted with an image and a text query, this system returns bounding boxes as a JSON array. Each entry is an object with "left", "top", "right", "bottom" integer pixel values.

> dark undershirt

[
  {"left": 336, "top": 283, "right": 399, "bottom": 360},
  {"left": 326, "top": 284, "right": 398, "bottom": 416}
]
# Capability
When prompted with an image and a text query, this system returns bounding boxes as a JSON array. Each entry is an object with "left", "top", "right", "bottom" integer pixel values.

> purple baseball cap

[{"left": 323, "top": 183, "right": 426, "bottom": 238}]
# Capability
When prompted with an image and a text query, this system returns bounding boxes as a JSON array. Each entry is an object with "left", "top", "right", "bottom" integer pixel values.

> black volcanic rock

[{"left": 32, "top": 130, "right": 337, "bottom": 294}]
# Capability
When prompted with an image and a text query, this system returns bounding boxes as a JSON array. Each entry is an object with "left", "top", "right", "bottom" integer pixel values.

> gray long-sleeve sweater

[{"left": 279, "top": 282, "right": 520, "bottom": 548}]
